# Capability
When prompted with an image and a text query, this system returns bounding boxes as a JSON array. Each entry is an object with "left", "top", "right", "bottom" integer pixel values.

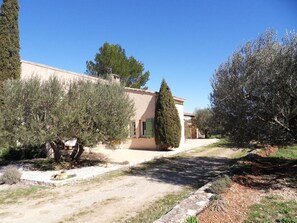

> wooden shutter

[{"left": 145, "top": 118, "right": 154, "bottom": 138}]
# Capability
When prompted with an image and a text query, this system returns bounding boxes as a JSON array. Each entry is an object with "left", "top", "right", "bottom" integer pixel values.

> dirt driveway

[{"left": 0, "top": 145, "right": 240, "bottom": 223}]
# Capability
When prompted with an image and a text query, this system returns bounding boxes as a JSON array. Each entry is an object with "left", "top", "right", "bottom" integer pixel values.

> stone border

[{"left": 154, "top": 182, "right": 214, "bottom": 223}]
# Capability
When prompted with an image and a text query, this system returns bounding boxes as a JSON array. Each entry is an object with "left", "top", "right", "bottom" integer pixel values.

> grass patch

[
  {"left": 61, "top": 209, "right": 94, "bottom": 222},
  {"left": 0, "top": 185, "right": 47, "bottom": 205},
  {"left": 182, "top": 138, "right": 236, "bottom": 157},
  {"left": 203, "top": 138, "right": 234, "bottom": 148},
  {"left": 81, "top": 170, "right": 126, "bottom": 186},
  {"left": 127, "top": 157, "right": 174, "bottom": 173},
  {"left": 184, "top": 216, "right": 199, "bottom": 223},
  {"left": 230, "top": 149, "right": 250, "bottom": 159},
  {"left": 272, "top": 145, "right": 297, "bottom": 160},
  {"left": 125, "top": 188, "right": 194, "bottom": 223},
  {"left": 183, "top": 146, "right": 212, "bottom": 156},
  {"left": 245, "top": 195, "right": 297, "bottom": 223}
]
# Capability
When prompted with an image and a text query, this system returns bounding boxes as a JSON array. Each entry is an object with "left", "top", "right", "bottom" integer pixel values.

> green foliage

[
  {"left": 0, "top": 77, "right": 135, "bottom": 161},
  {"left": 154, "top": 79, "right": 181, "bottom": 150},
  {"left": 0, "top": 165, "right": 21, "bottom": 185},
  {"left": 0, "top": 146, "right": 40, "bottom": 161},
  {"left": 1, "top": 77, "right": 64, "bottom": 147},
  {"left": 194, "top": 108, "right": 213, "bottom": 138},
  {"left": 208, "top": 175, "right": 232, "bottom": 194},
  {"left": 0, "top": 112, "right": 6, "bottom": 148},
  {"left": 211, "top": 30, "right": 297, "bottom": 145},
  {"left": 0, "top": 0, "right": 21, "bottom": 84},
  {"left": 245, "top": 195, "right": 297, "bottom": 223},
  {"left": 125, "top": 189, "right": 193, "bottom": 223},
  {"left": 184, "top": 216, "right": 199, "bottom": 223},
  {"left": 272, "top": 145, "right": 297, "bottom": 159},
  {"left": 61, "top": 80, "right": 134, "bottom": 145},
  {"left": 86, "top": 42, "right": 150, "bottom": 89}
]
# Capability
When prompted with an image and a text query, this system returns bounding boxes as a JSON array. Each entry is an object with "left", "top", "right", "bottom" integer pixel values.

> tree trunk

[
  {"left": 70, "top": 141, "right": 84, "bottom": 161},
  {"left": 74, "top": 143, "right": 84, "bottom": 161},
  {"left": 49, "top": 140, "right": 65, "bottom": 162},
  {"left": 205, "top": 129, "right": 209, "bottom": 139}
]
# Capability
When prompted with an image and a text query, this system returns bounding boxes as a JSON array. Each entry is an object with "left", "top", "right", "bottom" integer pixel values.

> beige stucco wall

[
  {"left": 21, "top": 60, "right": 102, "bottom": 85},
  {"left": 125, "top": 88, "right": 157, "bottom": 149},
  {"left": 20, "top": 60, "right": 185, "bottom": 150}
]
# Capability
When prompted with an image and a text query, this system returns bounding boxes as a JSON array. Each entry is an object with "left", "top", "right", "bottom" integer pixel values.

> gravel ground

[{"left": 0, "top": 139, "right": 218, "bottom": 185}]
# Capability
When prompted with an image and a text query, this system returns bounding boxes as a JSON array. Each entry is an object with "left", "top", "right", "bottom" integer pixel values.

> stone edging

[{"left": 154, "top": 182, "right": 214, "bottom": 223}]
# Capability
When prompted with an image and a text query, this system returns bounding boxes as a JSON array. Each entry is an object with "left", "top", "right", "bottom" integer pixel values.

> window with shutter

[
  {"left": 130, "top": 121, "right": 136, "bottom": 137},
  {"left": 145, "top": 118, "right": 154, "bottom": 138}
]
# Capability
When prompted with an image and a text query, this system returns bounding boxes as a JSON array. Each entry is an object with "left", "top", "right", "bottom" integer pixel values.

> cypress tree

[
  {"left": 0, "top": 0, "right": 21, "bottom": 88},
  {"left": 154, "top": 79, "right": 181, "bottom": 150}
]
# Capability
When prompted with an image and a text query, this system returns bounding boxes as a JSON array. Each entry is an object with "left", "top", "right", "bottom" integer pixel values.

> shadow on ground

[
  {"left": 126, "top": 152, "right": 297, "bottom": 191},
  {"left": 232, "top": 154, "right": 297, "bottom": 190},
  {"left": 126, "top": 156, "right": 234, "bottom": 189}
]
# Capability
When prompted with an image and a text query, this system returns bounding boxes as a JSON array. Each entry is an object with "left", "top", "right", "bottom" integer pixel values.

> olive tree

[
  {"left": 194, "top": 108, "right": 213, "bottom": 138},
  {"left": 0, "top": 77, "right": 135, "bottom": 161},
  {"left": 211, "top": 30, "right": 297, "bottom": 145}
]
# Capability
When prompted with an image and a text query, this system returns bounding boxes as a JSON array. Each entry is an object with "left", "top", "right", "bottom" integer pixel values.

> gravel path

[
  {"left": 0, "top": 139, "right": 218, "bottom": 185},
  {"left": 0, "top": 144, "right": 239, "bottom": 223}
]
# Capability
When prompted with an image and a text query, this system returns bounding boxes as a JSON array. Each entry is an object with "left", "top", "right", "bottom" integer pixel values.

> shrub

[
  {"left": 209, "top": 194, "right": 226, "bottom": 212},
  {"left": 1, "top": 146, "right": 41, "bottom": 161},
  {"left": 208, "top": 175, "right": 232, "bottom": 194},
  {"left": 184, "top": 216, "right": 199, "bottom": 223},
  {"left": 1, "top": 165, "right": 22, "bottom": 185}
]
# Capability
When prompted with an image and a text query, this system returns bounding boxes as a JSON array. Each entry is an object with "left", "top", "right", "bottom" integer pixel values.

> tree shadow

[
  {"left": 125, "top": 153, "right": 297, "bottom": 191},
  {"left": 126, "top": 155, "right": 234, "bottom": 189},
  {"left": 231, "top": 154, "right": 297, "bottom": 190}
]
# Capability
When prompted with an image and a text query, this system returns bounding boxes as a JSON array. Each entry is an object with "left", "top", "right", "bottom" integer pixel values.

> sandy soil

[
  {"left": 199, "top": 147, "right": 297, "bottom": 223},
  {"left": 0, "top": 144, "right": 239, "bottom": 223},
  {"left": 199, "top": 182, "right": 262, "bottom": 223}
]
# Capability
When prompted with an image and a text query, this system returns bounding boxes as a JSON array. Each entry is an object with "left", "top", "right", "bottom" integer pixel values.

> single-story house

[{"left": 21, "top": 60, "right": 185, "bottom": 149}]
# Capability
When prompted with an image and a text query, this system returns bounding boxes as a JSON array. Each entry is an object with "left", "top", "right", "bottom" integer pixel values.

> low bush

[
  {"left": 1, "top": 165, "right": 22, "bottom": 185},
  {"left": 1, "top": 146, "right": 41, "bottom": 161},
  {"left": 208, "top": 175, "right": 232, "bottom": 194},
  {"left": 209, "top": 194, "right": 226, "bottom": 212}
]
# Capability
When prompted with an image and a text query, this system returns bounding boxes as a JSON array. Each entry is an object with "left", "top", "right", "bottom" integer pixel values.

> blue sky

[{"left": 11, "top": 0, "right": 297, "bottom": 112}]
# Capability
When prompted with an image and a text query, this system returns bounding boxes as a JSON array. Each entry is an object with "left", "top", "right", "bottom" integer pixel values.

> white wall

[{"left": 176, "top": 103, "right": 185, "bottom": 148}]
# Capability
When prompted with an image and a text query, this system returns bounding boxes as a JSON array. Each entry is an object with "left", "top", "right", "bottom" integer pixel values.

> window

[
  {"left": 130, "top": 121, "right": 136, "bottom": 137},
  {"left": 140, "top": 118, "right": 154, "bottom": 138},
  {"left": 142, "top": 121, "right": 146, "bottom": 136}
]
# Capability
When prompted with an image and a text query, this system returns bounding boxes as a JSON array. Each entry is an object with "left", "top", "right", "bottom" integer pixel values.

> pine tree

[
  {"left": 0, "top": 0, "right": 21, "bottom": 88},
  {"left": 154, "top": 79, "right": 181, "bottom": 150},
  {"left": 86, "top": 42, "right": 150, "bottom": 89}
]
